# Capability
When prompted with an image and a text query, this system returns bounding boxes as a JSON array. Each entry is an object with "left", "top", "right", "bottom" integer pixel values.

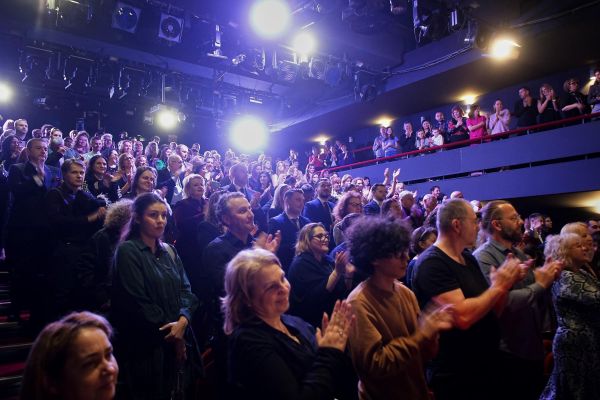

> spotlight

[
  {"left": 112, "top": 2, "right": 141, "bottom": 33},
  {"left": 461, "top": 94, "right": 476, "bottom": 105},
  {"left": 0, "top": 82, "right": 13, "bottom": 103},
  {"left": 159, "top": 13, "right": 184, "bottom": 43},
  {"left": 292, "top": 32, "right": 316, "bottom": 57},
  {"left": 156, "top": 109, "right": 179, "bottom": 130},
  {"left": 489, "top": 38, "right": 520, "bottom": 60},
  {"left": 230, "top": 116, "right": 268, "bottom": 152},
  {"left": 250, "top": 0, "right": 291, "bottom": 39},
  {"left": 376, "top": 117, "right": 393, "bottom": 128}
]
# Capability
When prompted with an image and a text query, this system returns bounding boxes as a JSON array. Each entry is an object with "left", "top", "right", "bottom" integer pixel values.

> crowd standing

[{"left": 3, "top": 70, "right": 600, "bottom": 400}]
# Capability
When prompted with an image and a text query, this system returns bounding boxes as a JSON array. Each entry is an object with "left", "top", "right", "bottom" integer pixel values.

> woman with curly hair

[
  {"left": 332, "top": 192, "right": 363, "bottom": 245},
  {"left": 346, "top": 217, "right": 452, "bottom": 400},
  {"left": 540, "top": 232, "right": 599, "bottom": 400}
]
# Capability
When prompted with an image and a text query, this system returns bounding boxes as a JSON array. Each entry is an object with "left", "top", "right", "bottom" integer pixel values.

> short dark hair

[
  {"left": 61, "top": 158, "right": 85, "bottom": 175},
  {"left": 284, "top": 188, "right": 304, "bottom": 201},
  {"left": 430, "top": 185, "right": 440, "bottom": 193},
  {"left": 370, "top": 183, "right": 386, "bottom": 193},
  {"left": 410, "top": 226, "right": 438, "bottom": 255},
  {"left": 347, "top": 216, "right": 411, "bottom": 276}
]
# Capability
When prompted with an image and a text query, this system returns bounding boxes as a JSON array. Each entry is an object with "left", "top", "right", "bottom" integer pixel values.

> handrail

[{"left": 325, "top": 111, "right": 600, "bottom": 173}]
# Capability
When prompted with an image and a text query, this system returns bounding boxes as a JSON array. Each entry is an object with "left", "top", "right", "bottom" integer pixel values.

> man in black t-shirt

[{"left": 412, "top": 199, "right": 523, "bottom": 400}]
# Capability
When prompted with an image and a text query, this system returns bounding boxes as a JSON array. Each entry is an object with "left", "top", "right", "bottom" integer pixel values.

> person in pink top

[{"left": 466, "top": 104, "right": 487, "bottom": 141}]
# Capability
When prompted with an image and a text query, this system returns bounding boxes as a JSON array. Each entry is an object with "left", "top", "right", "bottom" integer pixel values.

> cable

[{"left": 510, "top": 0, "right": 600, "bottom": 29}]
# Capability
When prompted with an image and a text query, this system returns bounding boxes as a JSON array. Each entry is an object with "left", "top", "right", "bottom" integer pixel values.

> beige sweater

[{"left": 347, "top": 280, "right": 437, "bottom": 400}]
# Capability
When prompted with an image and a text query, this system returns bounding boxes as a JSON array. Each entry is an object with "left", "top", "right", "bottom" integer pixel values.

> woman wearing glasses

[{"left": 288, "top": 223, "right": 356, "bottom": 328}]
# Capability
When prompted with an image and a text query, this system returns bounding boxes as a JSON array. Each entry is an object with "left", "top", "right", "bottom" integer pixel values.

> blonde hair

[
  {"left": 182, "top": 174, "right": 205, "bottom": 199},
  {"left": 221, "top": 249, "right": 282, "bottom": 335},
  {"left": 560, "top": 222, "right": 588, "bottom": 238},
  {"left": 295, "top": 222, "right": 324, "bottom": 255},
  {"left": 544, "top": 233, "right": 581, "bottom": 271}
]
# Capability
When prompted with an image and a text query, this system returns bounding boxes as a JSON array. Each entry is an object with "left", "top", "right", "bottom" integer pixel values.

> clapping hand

[
  {"left": 490, "top": 253, "right": 522, "bottom": 291},
  {"left": 392, "top": 168, "right": 401, "bottom": 182},
  {"left": 254, "top": 230, "right": 281, "bottom": 253},
  {"left": 334, "top": 251, "right": 349, "bottom": 275},
  {"left": 316, "top": 300, "right": 355, "bottom": 351},
  {"left": 419, "top": 303, "right": 454, "bottom": 340}
]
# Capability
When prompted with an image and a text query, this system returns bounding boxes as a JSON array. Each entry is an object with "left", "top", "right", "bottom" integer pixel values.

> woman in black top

[
  {"left": 288, "top": 223, "right": 356, "bottom": 328},
  {"left": 112, "top": 193, "right": 199, "bottom": 400},
  {"left": 223, "top": 248, "right": 356, "bottom": 400},
  {"left": 561, "top": 78, "right": 588, "bottom": 121},
  {"left": 85, "top": 155, "right": 119, "bottom": 203},
  {"left": 537, "top": 83, "right": 561, "bottom": 124},
  {"left": 447, "top": 105, "right": 470, "bottom": 143}
]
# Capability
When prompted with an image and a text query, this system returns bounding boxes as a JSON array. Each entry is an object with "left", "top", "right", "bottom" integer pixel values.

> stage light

[
  {"left": 156, "top": 109, "right": 179, "bottom": 130},
  {"left": 489, "top": 38, "right": 520, "bottom": 60},
  {"left": 230, "top": 116, "right": 268, "bottom": 152},
  {"left": 375, "top": 116, "right": 393, "bottom": 128},
  {"left": 250, "top": 0, "right": 291, "bottom": 39},
  {"left": 293, "top": 32, "right": 316, "bottom": 56},
  {"left": 461, "top": 94, "right": 476, "bottom": 105},
  {"left": 0, "top": 82, "right": 13, "bottom": 103},
  {"left": 315, "top": 135, "right": 329, "bottom": 146}
]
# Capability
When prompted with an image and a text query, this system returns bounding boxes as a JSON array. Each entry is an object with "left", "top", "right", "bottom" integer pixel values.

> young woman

[
  {"left": 537, "top": 84, "right": 561, "bottom": 124},
  {"left": 121, "top": 166, "right": 157, "bottom": 199},
  {"left": 20, "top": 311, "right": 119, "bottom": 400},
  {"left": 112, "top": 193, "right": 199, "bottom": 400},
  {"left": 346, "top": 217, "right": 452, "bottom": 400},
  {"left": 111, "top": 153, "right": 135, "bottom": 197},
  {"left": 466, "top": 104, "right": 487, "bottom": 141},
  {"left": 106, "top": 150, "right": 119, "bottom": 175},
  {"left": 85, "top": 155, "right": 119, "bottom": 203}
]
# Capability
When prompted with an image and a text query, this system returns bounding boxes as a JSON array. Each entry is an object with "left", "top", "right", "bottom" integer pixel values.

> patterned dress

[{"left": 540, "top": 268, "right": 600, "bottom": 400}]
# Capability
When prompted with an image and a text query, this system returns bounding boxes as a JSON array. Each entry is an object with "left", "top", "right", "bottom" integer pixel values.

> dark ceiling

[{"left": 1, "top": 0, "right": 599, "bottom": 147}]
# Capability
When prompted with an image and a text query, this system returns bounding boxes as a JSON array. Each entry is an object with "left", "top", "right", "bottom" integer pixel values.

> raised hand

[
  {"left": 490, "top": 253, "right": 521, "bottom": 291},
  {"left": 254, "top": 231, "right": 281, "bottom": 253},
  {"left": 534, "top": 257, "right": 564, "bottom": 289},
  {"left": 392, "top": 168, "right": 401, "bottom": 181},
  {"left": 419, "top": 303, "right": 454, "bottom": 340},
  {"left": 316, "top": 300, "right": 355, "bottom": 352},
  {"left": 334, "top": 251, "right": 349, "bottom": 275}
]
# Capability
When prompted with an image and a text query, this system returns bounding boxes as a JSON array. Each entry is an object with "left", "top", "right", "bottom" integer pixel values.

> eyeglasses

[
  {"left": 312, "top": 233, "right": 330, "bottom": 241},
  {"left": 348, "top": 202, "right": 362, "bottom": 207}
]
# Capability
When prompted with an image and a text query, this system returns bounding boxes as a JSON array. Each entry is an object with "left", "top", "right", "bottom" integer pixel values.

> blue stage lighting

[
  {"left": 250, "top": 0, "right": 291, "bottom": 40},
  {"left": 230, "top": 116, "right": 268, "bottom": 152}
]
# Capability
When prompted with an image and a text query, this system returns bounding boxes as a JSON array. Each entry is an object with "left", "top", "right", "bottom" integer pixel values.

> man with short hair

[
  {"left": 422, "top": 193, "right": 438, "bottom": 216},
  {"left": 588, "top": 219, "right": 600, "bottom": 234},
  {"left": 474, "top": 200, "right": 561, "bottom": 400},
  {"left": 398, "top": 190, "right": 423, "bottom": 229},
  {"left": 363, "top": 183, "right": 386, "bottom": 215},
  {"left": 434, "top": 111, "right": 448, "bottom": 136},
  {"left": 269, "top": 189, "right": 310, "bottom": 271},
  {"left": 514, "top": 86, "right": 538, "bottom": 128},
  {"left": 6, "top": 138, "right": 61, "bottom": 326},
  {"left": 303, "top": 179, "right": 336, "bottom": 234},
  {"left": 13, "top": 119, "right": 30, "bottom": 143},
  {"left": 222, "top": 163, "right": 268, "bottom": 232},
  {"left": 83, "top": 136, "right": 102, "bottom": 162},
  {"left": 398, "top": 121, "right": 416, "bottom": 153},
  {"left": 412, "top": 199, "right": 523, "bottom": 400},
  {"left": 372, "top": 126, "right": 387, "bottom": 159}
]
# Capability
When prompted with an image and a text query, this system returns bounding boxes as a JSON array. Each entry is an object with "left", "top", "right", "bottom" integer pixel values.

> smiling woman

[{"left": 20, "top": 311, "right": 118, "bottom": 400}]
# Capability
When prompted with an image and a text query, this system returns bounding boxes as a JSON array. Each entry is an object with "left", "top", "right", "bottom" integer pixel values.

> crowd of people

[
  {"left": 371, "top": 72, "right": 600, "bottom": 158},
  {"left": 1, "top": 78, "right": 599, "bottom": 400}
]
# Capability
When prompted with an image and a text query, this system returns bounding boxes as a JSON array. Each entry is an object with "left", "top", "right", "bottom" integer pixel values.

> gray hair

[{"left": 437, "top": 198, "right": 471, "bottom": 233}]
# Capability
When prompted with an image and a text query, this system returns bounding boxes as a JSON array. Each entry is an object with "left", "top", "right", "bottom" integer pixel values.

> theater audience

[
  {"left": 514, "top": 86, "right": 538, "bottom": 128},
  {"left": 20, "top": 311, "right": 118, "bottom": 400},
  {"left": 46, "top": 159, "right": 107, "bottom": 317},
  {"left": 540, "top": 233, "right": 600, "bottom": 400},
  {"left": 6, "top": 138, "right": 61, "bottom": 328},
  {"left": 288, "top": 223, "right": 355, "bottom": 328},
  {"left": 332, "top": 192, "right": 363, "bottom": 245},
  {"left": 223, "top": 248, "right": 356, "bottom": 399},
  {"left": 474, "top": 200, "right": 562, "bottom": 400},
  {"left": 346, "top": 217, "right": 452, "bottom": 400},
  {"left": 156, "top": 154, "right": 187, "bottom": 205},
  {"left": 537, "top": 84, "right": 561, "bottom": 124},
  {"left": 447, "top": 106, "right": 469, "bottom": 143},
  {"left": 85, "top": 155, "right": 119, "bottom": 203},
  {"left": 372, "top": 126, "right": 387, "bottom": 159},
  {"left": 412, "top": 199, "right": 523, "bottom": 400},
  {"left": 173, "top": 174, "right": 207, "bottom": 272},
  {"left": 302, "top": 179, "right": 336, "bottom": 237},
  {"left": 561, "top": 78, "right": 588, "bottom": 120},
  {"left": 405, "top": 226, "right": 437, "bottom": 289},
  {"left": 363, "top": 183, "right": 386, "bottom": 216},
  {"left": 77, "top": 199, "right": 133, "bottom": 313},
  {"left": 466, "top": 104, "right": 487, "bottom": 140},
  {"left": 268, "top": 189, "right": 310, "bottom": 272},
  {"left": 111, "top": 193, "right": 199, "bottom": 400},
  {"left": 112, "top": 153, "right": 135, "bottom": 197},
  {"left": 399, "top": 122, "right": 416, "bottom": 153},
  {"left": 588, "top": 67, "right": 600, "bottom": 114},
  {"left": 488, "top": 99, "right": 511, "bottom": 134}
]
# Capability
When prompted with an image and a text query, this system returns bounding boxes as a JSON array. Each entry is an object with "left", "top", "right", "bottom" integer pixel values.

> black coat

[{"left": 268, "top": 213, "right": 310, "bottom": 271}]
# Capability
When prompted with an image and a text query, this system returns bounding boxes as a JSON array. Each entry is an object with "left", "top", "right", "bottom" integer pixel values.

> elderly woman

[
  {"left": 20, "top": 311, "right": 119, "bottom": 400},
  {"left": 332, "top": 192, "right": 363, "bottom": 245},
  {"left": 288, "top": 223, "right": 356, "bottom": 328},
  {"left": 223, "top": 248, "right": 356, "bottom": 399},
  {"left": 112, "top": 193, "right": 199, "bottom": 400},
  {"left": 345, "top": 217, "right": 452, "bottom": 400},
  {"left": 173, "top": 174, "right": 207, "bottom": 272},
  {"left": 540, "top": 233, "right": 599, "bottom": 400}
]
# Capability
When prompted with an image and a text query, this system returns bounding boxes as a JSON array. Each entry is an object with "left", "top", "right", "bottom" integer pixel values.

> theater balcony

[{"left": 327, "top": 115, "right": 600, "bottom": 206}]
